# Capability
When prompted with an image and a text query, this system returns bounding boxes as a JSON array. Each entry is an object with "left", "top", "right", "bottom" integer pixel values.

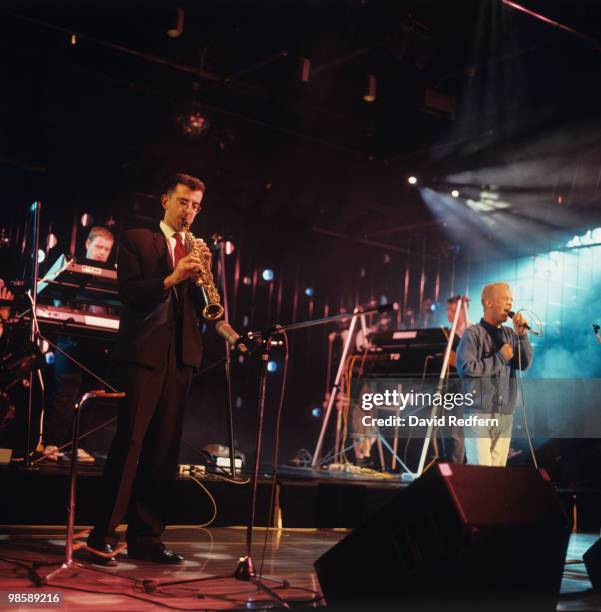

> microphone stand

[
  {"left": 155, "top": 304, "right": 397, "bottom": 608},
  {"left": 213, "top": 235, "right": 237, "bottom": 477},
  {"left": 25, "top": 201, "right": 42, "bottom": 468}
]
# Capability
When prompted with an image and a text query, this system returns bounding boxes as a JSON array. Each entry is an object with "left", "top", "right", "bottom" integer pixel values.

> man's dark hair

[{"left": 165, "top": 173, "right": 206, "bottom": 195}]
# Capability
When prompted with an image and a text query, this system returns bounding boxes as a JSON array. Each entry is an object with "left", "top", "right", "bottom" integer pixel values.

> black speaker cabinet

[
  {"left": 584, "top": 537, "right": 601, "bottom": 591},
  {"left": 314, "top": 463, "right": 570, "bottom": 610}
]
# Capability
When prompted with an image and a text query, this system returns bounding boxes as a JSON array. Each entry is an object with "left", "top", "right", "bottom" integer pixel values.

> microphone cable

[{"left": 514, "top": 308, "right": 544, "bottom": 470}]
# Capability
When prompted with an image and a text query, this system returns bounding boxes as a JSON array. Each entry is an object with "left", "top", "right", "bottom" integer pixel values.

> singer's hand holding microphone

[{"left": 507, "top": 310, "right": 530, "bottom": 337}]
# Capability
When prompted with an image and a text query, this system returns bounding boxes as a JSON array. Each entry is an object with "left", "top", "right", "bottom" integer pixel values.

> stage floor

[{"left": 0, "top": 526, "right": 600, "bottom": 610}]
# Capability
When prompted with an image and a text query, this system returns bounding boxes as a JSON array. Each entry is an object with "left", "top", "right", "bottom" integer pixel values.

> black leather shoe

[
  {"left": 87, "top": 543, "right": 118, "bottom": 567},
  {"left": 127, "top": 545, "right": 184, "bottom": 564}
]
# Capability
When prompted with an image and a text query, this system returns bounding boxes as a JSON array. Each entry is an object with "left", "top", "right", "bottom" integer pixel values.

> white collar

[{"left": 160, "top": 220, "right": 183, "bottom": 241}]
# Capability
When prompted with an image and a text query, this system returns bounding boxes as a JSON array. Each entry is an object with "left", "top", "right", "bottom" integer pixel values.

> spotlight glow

[
  {"left": 267, "top": 360, "right": 278, "bottom": 372},
  {"left": 451, "top": 190, "right": 460, "bottom": 198},
  {"left": 407, "top": 176, "right": 418, "bottom": 185},
  {"left": 304, "top": 287, "right": 314, "bottom": 297},
  {"left": 262, "top": 269, "right": 274, "bottom": 282}
]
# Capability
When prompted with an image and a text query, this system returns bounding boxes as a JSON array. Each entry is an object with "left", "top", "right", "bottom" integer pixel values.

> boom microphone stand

[
  {"left": 212, "top": 235, "right": 237, "bottom": 477},
  {"left": 155, "top": 305, "right": 397, "bottom": 607}
]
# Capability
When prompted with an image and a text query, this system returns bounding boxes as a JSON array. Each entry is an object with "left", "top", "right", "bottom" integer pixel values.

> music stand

[{"left": 39, "top": 390, "right": 139, "bottom": 586}]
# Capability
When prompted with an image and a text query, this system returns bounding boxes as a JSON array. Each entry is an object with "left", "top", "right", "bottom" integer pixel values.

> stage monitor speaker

[
  {"left": 314, "top": 463, "right": 570, "bottom": 610},
  {"left": 584, "top": 537, "right": 601, "bottom": 591}
]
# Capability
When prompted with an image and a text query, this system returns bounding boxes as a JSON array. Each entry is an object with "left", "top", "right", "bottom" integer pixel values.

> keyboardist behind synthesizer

[{"left": 42, "top": 226, "right": 115, "bottom": 463}]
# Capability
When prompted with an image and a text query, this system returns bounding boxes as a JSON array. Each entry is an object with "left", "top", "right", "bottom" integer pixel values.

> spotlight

[
  {"left": 235, "top": 396, "right": 243, "bottom": 408},
  {"left": 37, "top": 249, "right": 46, "bottom": 264},
  {"left": 311, "top": 407, "right": 322, "bottom": 418},
  {"left": 262, "top": 269, "right": 274, "bottom": 282},
  {"left": 80, "top": 213, "right": 93, "bottom": 227},
  {"left": 38, "top": 338, "right": 50, "bottom": 353},
  {"left": 451, "top": 189, "right": 460, "bottom": 198},
  {"left": 363, "top": 74, "right": 377, "bottom": 103},
  {"left": 225, "top": 240, "right": 235, "bottom": 255},
  {"left": 242, "top": 276, "right": 252, "bottom": 285},
  {"left": 70, "top": 33, "right": 77, "bottom": 46},
  {"left": 45, "top": 352, "right": 55, "bottom": 365},
  {"left": 242, "top": 315, "right": 249, "bottom": 326},
  {"left": 267, "top": 360, "right": 278, "bottom": 373},
  {"left": 304, "top": 287, "right": 315, "bottom": 297},
  {"left": 167, "top": 7, "right": 184, "bottom": 38},
  {"left": 407, "top": 176, "right": 418, "bottom": 185}
]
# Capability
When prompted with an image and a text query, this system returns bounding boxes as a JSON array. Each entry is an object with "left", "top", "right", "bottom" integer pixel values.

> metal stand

[
  {"left": 41, "top": 390, "right": 127, "bottom": 585},
  {"left": 154, "top": 306, "right": 397, "bottom": 607},
  {"left": 24, "top": 201, "right": 42, "bottom": 468},
  {"left": 213, "top": 235, "right": 237, "bottom": 477},
  {"left": 413, "top": 296, "right": 470, "bottom": 478},
  {"left": 311, "top": 305, "right": 391, "bottom": 468}
]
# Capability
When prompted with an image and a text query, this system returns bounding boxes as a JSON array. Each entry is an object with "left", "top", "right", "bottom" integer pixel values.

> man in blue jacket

[{"left": 456, "top": 282, "right": 532, "bottom": 466}]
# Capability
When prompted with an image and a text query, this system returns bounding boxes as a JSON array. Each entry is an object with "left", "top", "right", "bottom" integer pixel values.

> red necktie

[{"left": 173, "top": 233, "right": 186, "bottom": 268}]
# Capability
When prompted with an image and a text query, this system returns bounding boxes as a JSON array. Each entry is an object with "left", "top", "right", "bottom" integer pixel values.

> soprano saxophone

[{"left": 183, "top": 224, "right": 224, "bottom": 321}]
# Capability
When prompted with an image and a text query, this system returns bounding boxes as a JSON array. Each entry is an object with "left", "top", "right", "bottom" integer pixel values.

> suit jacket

[{"left": 115, "top": 227, "right": 203, "bottom": 369}]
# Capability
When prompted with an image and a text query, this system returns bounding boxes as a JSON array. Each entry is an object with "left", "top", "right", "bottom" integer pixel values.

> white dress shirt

[{"left": 159, "top": 220, "right": 185, "bottom": 268}]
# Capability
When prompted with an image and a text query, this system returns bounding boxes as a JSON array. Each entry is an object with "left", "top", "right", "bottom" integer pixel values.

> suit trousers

[{"left": 89, "top": 332, "right": 192, "bottom": 548}]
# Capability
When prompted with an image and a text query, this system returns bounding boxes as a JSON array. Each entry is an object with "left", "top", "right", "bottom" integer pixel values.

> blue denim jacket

[{"left": 456, "top": 319, "right": 532, "bottom": 415}]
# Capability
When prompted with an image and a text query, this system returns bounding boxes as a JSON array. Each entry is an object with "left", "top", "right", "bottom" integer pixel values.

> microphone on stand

[
  {"left": 215, "top": 320, "right": 250, "bottom": 353},
  {"left": 507, "top": 310, "right": 538, "bottom": 335}
]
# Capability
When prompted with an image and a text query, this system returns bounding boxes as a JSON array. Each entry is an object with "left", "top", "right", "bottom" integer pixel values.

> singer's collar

[{"left": 160, "top": 220, "right": 183, "bottom": 240}]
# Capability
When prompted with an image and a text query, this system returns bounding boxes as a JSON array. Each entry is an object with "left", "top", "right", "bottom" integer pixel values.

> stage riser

[{"left": 1, "top": 468, "right": 600, "bottom": 530}]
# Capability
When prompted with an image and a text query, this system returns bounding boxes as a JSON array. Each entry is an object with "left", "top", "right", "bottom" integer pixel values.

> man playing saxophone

[{"left": 87, "top": 173, "right": 212, "bottom": 565}]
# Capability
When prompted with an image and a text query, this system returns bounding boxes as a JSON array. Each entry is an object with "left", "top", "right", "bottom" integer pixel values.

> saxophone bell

[{"left": 182, "top": 224, "right": 225, "bottom": 321}]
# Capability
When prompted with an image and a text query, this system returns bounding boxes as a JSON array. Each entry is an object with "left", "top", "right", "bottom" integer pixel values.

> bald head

[{"left": 481, "top": 282, "right": 513, "bottom": 327}]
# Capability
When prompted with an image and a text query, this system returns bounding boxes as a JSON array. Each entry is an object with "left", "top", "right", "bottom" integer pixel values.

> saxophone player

[{"left": 87, "top": 173, "right": 211, "bottom": 565}]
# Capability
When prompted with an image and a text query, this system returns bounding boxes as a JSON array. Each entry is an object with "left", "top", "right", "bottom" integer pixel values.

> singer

[
  {"left": 456, "top": 282, "right": 532, "bottom": 467},
  {"left": 87, "top": 174, "right": 211, "bottom": 565}
]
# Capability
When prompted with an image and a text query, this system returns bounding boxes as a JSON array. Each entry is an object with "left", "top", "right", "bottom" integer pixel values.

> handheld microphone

[
  {"left": 215, "top": 320, "right": 249, "bottom": 353},
  {"left": 507, "top": 310, "right": 536, "bottom": 335}
]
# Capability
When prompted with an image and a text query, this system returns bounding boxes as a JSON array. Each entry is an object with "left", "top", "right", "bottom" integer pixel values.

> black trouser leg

[
  {"left": 88, "top": 359, "right": 168, "bottom": 548},
  {"left": 126, "top": 361, "right": 192, "bottom": 548}
]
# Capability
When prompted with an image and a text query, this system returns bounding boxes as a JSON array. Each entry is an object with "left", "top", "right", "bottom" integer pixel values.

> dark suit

[{"left": 89, "top": 227, "right": 203, "bottom": 548}]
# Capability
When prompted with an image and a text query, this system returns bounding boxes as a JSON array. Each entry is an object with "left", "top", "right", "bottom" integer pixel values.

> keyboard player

[{"left": 42, "top": 226, "right": 115, "bottom": 463}]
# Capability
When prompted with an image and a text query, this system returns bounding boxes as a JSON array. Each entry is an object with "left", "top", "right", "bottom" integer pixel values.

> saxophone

[{"left": 182, "top": 224, "right": 224, "bottom": 321}]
